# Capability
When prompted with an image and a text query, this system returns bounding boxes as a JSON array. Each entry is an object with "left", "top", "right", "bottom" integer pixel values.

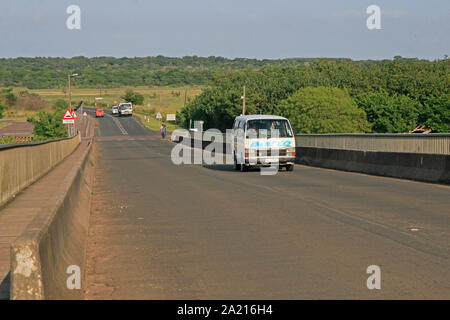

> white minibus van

[{"left": 232, "top": 115, "right": 296, "bottom": 172}]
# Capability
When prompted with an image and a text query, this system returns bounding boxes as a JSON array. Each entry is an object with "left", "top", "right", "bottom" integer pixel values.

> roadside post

[
  {"left": 95, "top": 97, "right": 103, "bottom": 109},
  {"left": 148, "top": 103, "right": 151, "bottom": 122},
  {"left": 156, "top": 112, "right": 162, "bottom": 129}
]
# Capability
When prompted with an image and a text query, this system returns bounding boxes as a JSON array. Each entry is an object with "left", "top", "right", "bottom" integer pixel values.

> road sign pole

[
  {"left": 156, "top": 112, "right": 162, "bottom": 129},
  {"left": 62, "top": 108, "right": 75, "bottom": 135}
]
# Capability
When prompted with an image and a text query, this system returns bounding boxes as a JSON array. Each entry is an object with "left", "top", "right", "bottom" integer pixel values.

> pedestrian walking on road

[{"left": 161, "top": 123, "right": 167, "bottom": 139}]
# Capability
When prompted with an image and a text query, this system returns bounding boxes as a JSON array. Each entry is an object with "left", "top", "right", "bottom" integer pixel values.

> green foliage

[
  {"left": 418, "top": 94, "right": 450, "bottom": 132},
  {"left": 0, "top": 104, "right": 4, "bottom": 119},
  {"left": 27, "top": 100, "right": 68, "bottom": 140},
  {"left": 1, "top": 56, "right": 447, "bottom": 92},
  {"left": 277, "top": 87, "right": 370, "bottom": 133},
  {"left": 122, "top": 89, "right": 144, "bottom": 105},
  {"left": 179, "top": 87, "right": 243, "bottom": 132},
  {"left": 1, "top": 88, "right": 17, "bottom": 107},
  {"left": 178, "top": 67, "right": 307, "bottom": 131},
  {"left": 355, "top": 92, "right": 420, "bottom": 133},
  {"left": 181, "top": 57, "right": 449, "bottom": 133},
  {"left": 54, "top": 99, "right": 69, "bottom": 111}
]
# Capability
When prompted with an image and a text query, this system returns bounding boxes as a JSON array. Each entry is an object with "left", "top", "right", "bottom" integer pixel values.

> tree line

[
  {"left": 179, "top": 57, "right": 449, "bottom": 133},
  {"left": 0, "top": 56, "right": 346, "bottom": 89}
]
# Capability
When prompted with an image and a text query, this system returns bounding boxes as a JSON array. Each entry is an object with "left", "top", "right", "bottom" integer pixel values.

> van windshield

[
  {"left": 246, "top": 119, "right": 293, "bottom": 138},
  {"left": 121, "top": 103, "right": 132, "bottom": 109}
]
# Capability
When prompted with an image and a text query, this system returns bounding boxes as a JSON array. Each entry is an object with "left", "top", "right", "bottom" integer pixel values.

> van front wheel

[{"left": 286, "top": 164, "right": 294, "bottom": 171}]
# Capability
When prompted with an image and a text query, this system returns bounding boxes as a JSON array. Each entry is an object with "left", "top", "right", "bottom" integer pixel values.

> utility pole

[
  {"left": 68, "top": 74, "right": 72, "bottom": 110},
  {"left": 184, "top": 89, "right": 187, "bottom": 107},
  {"left": 68, "top": 73, "right": 78, "bottom": 110},
  {"left": 242, "top": 85, "right": 246, "bottom": 115}
]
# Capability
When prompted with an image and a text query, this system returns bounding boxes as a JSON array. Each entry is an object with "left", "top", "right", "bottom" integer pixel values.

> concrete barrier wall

[
  {"left": 296, "top": 147, "right": 450, "bottom": 184},
  {"left": 295, "top": 134, "right": 450, "bottom": 184},
  {"left": 0, "top": 134, "right": 81, "bottom": 207},
  {"left": 10, "top": 139, "right": 94, "bottom": 299},
  {"left": 178, "top": 134, "right": 450, "bottom": 184}
]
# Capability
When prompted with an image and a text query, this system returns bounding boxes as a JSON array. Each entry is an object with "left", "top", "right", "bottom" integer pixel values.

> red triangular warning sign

[
  {"left": 72, "top": 111, "right": 79, "bottom": 119},
  {"left": 82, "top": 111, "right": 88, "bottom": 117},
  {"left": 63, "top": 109, "right": 74, "bottom": 119}
]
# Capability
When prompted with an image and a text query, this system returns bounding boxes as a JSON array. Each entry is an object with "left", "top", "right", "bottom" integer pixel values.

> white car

[
  {"left": 232, "top": 115, "right": 296, "bottom": 172},
  {"left": 112, "top": 106, "right": 119, "bottom": 115}
]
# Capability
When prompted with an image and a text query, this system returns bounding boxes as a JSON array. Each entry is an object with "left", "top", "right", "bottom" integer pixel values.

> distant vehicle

[
  {"left": 96, "top": 108, "right": 104, "bottom": 117},
  {"left": 118, "top": 103, "right": 133, "bottom": 117},
  {"left": 232, "top": 115, "right": 296, "bottom": 172},
  {"left": 112, "top": 106, "right": 119, "bottom": 115}
]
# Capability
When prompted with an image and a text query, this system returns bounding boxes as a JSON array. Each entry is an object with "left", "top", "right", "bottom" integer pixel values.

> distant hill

[{"left": 0, "top": 56, "right": 358, "bottom": 89}]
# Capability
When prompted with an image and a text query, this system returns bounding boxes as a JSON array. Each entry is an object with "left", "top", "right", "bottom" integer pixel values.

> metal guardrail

[{"left": 295, "top": 133, "right": 450, "bottom": 155}]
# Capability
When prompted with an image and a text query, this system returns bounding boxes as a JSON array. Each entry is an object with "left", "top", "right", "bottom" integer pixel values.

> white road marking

[{"left": 105, "top": 113, "right": 128, "bottom": 135}]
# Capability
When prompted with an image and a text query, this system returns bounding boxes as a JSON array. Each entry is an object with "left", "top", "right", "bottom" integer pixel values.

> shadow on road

[
  {"left": 202, "top": 164, "right": 269, "bottom": 173},
  {"left": 0, "top": 272, "right": 10, "bottom": 300},
  {"left": 202, "top": 164, "right": 235, "bottom": 172}
]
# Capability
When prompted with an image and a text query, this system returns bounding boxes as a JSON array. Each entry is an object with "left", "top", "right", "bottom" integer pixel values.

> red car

[{"left": 96, "top": 108, "right": 104, "bottom": 117}]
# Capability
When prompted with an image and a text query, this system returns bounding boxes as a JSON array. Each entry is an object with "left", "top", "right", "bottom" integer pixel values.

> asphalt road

[{"left": 84, "top": 108, "right": 449, "bottom": 299}]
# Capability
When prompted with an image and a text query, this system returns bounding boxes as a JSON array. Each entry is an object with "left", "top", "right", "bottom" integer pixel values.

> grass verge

[{"left": 133, "top": 109, "right": 179, "bottom": 132}]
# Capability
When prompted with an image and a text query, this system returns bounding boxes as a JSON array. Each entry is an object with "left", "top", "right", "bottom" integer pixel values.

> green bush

[
  {"left": 122, "top": 89, "right": 144, "bottom": 105},
  {"left": 355, "top": 92, "right": 420, "bottom": 133},
  {"left": 54, "top": 99, "right": 69, "bottom": 111},
  {"left": 27, "top": 100, "right": 69, "bottom": 140},
  {"left": 0, "top": 104, "right": 4, "bottom": 119},
  {"left": 277, "top": 87, "right": 370, "bottom": 133},
  {"left": 418, "top": 94, "right": 450, "bottom": 132},
  {"left": 1, "top": 88, "right": 17, "bottom": 107},
  {"left": 179, "top": 87, "right": 244, "bottom": 132}
]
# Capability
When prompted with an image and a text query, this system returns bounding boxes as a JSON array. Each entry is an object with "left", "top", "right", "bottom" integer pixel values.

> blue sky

[{"left": 0, "top": 0, "right": 448, "bottom": 60}]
